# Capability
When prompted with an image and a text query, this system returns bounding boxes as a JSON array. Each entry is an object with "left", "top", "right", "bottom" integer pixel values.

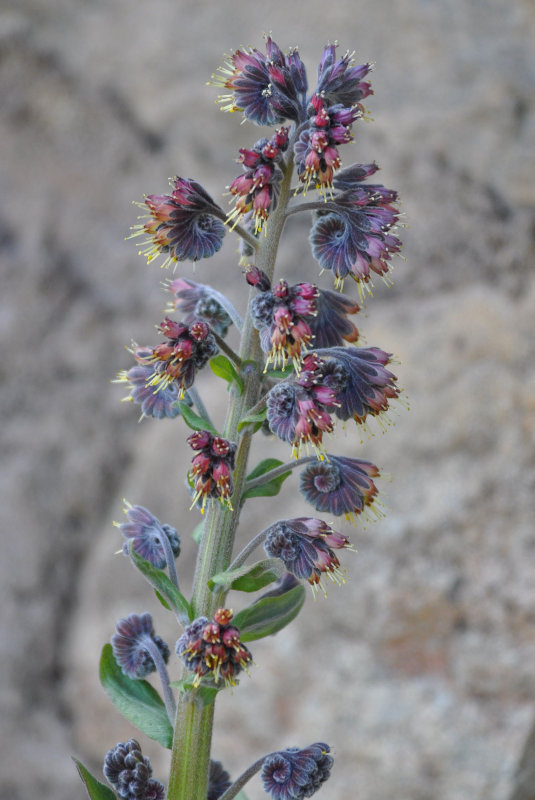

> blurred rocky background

[{"left": 1, "top": 0, "right": 534, "bottom": 798}]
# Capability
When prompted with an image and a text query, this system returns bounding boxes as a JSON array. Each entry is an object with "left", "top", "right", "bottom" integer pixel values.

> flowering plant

[{"left": 75, "top": 36, "right": 402, "bottom": 800}]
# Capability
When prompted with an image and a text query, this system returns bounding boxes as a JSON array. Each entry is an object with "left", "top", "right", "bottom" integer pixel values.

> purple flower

[
  {"left": 176, "top": 609, "right": 253, "bottom": 688},
  {"left": 130, "top": 177, "right": 226, "bottom": 269},
  {"left": 103, "top": 738, "right": 165, "bottom": 800},
  {"left": 294, "top": 94, "right": 361, "bottom": 196},
  {"left": 207, "top": 760, "right": 231, "bottom": 800},
  {"left": 128, "top": 318, "right": 218, "bottom": 399},
  {"left": 114, "top": 363, "right": 181, "bottom": 420},
  {"left": 210, "top": 37, "right": 308, "bottom": 125},
  {"left": 228, "top": 128, "right": 289, "bottom": 233},
  {"left": 316, "top": 43, "right": 373, "bottom": 107},
  {"left": 309, "top": 288, "right": 360, "bottom": 348},
  {"left": 166, "top": 278, "right": 232, "bottom": 337},
  {"left": 116, "top": 503, "right": 180, "bottom": 569},
  {"left": 188, "top": 431, "right": 237, "bottom": 512},
  {"left": 112, "top": 613, "right": 170, "bottom": 680},
  {"left": 300, "top": 455, "right": 381, "bottom": 522},
  {"left": 264, "top": 518, "right": 352, "bottom": 596},
  {"left": 309, "top": 177, "right": 401, "bottom": 293},
  {"left": 316, "top": 346, "right": 399, "bottom": 424},
  {"left": 261, "top": 742, "right": 333, "bottom": 800},
  {"left": 251, "top": 280, "right": 318, "bottom": 370}
]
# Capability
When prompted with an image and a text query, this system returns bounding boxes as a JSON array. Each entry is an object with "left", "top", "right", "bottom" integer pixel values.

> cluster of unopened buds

[
  {"left": 188, "top": 430, "right": 237, "bottom": 511},
  {"left": 176, "top": 608, "right": 253, "bottom": 688},
  {"left": 76, "top": 33, "right": 407, "bottom": 800}
]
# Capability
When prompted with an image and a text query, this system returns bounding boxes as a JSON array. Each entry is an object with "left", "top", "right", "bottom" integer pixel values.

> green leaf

[
  {"left": 74, "top": 760, "right": 116, "bottom": 800},
  {"left": 233, "top": 584, "right": 306, "bottom": 641},
  {"left": 176, "top": 401, "right": 219, "bottom": 435},
  {"left": 237, "top": 407, "right": 267, "bottom": 432},
  {"left": 128, "top": 541, "right": 193, "bottom": 624},
  {"left": 209, "top": 354, "right": 244, "bottom": 395},
  {"left": 154, "top": 589, "right": 171, "bottom": 610},
  {"left": 209, "top": 558, "right": 284, "bottom": 593},
  {"left": 264, "top": 364, "right": 294, "bottom": 379},
  {"left": 99, "top": 644, "right": 173, "bottom": 749},
  {"left": 242, "top": 458, "right": 292, "bottom": 500}
]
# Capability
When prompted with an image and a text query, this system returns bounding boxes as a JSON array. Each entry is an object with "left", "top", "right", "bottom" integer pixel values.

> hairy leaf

[
  {"left": 233, "top": 584, "right": 306, "bottom": 641},
  {"left": 209, "top": 558, "right": 285, "bottom": 593},
  {"left": 99, "top": 644, "right": 173, "bottom": 749}
]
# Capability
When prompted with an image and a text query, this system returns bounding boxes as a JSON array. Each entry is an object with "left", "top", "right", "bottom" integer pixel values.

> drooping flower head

[
  {"left": 294, "top": 94, "right": 361, "bottom": 197},
  {"left": 176, "top": 608, "right": 253, "bottom": 688},
  {"left": 264, "top": 518, "right": 352, "bottom": 596},
  {"left": 300, "top": 455, "right": 381, "bottom": 523},
  {"left": 128, "top": 318, "right": 218, "bottom": 399},
  {"left": 316, "top": 346, "right": 400, "bottom": 427},
  {"left": 309, "top": 164, "right": 401, "bottom": 294},
  {"left": 114, "top": 363, "right": 181, "bottom": 420},
  {"left": 207, "top": 760, "right": 232, "bottom": 800},
  {"left": 316, "top": 43, "right": 373, "bottom": 107},
  {"left": 130, "top": 177, "right": 226, "bottom": 269},
  {"left": 111, "top": 613, "right": 170, "bottom": 680},
  {"left": 261, "top": 742, "right": 333, "bottom": 800},
  {"left": 228, "top": 127, "right": 289, "bottom": 233},
  {"left": 188, "top": 430, "right": 237, "bottom": 512},
  {"left": 266, "top": 352, "right": 347, "bottom": 457},
  {"left": 210, "top": 36, "right": 308, "bottom": 125},
  {"left": 115, "top": 501, "right": 180, "bottom": 570},
  {"left": 166, "top": 277, "right": 232, "bottom": 337},
  {"left": 103, "top": 739, "right": 165, "bottom": 800},
  {"left": 251, "top": 279, "right": 360, "bottom": 371}
]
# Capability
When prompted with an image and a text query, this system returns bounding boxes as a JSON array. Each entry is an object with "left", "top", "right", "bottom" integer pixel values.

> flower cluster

[
  {"left": 112, "top": 613, "right": 170, "bottom": 680},
  {"left": 103, "top": 739, "right": 165, "bottom": 800},
  {"left": 126, "top": 317, "right": 218, "bottom": 400},
  {"left": 250, "top": 276, "right": 360, "bottom": 371},
  {"left": 261, "top": 743, "right": 333, "bottom": 800},
  {"left": 310, "top": 162, "right": 401, "bottom": 293},
  {"left": 294, "top": 93, "right": 361, "bottom": 196},
  {"left": 131, "top": 177, "right": 226, "bottom": 269},
  {"left": 267, "top": 346, "right": 398, "bottom": 455},
  {"left": 166, "top": 277, "right": 232, "bottom": 337},
  {"left": 188, "top": 430, "right": 237, "bottom": 512},
  {"left": 116, "top": 502, "right": 181, "bottom": 570},
  {"left": 210, "top": 36, "right": 307, "bottom": 125},
  {"left": 176, "top": 608, "right": 253, "bottom": 688},
  {"left": 228, "top": 127, "right": 289, "bottom": 233},
  {"left": 264, "top": 518, "right": 352, "bottom": 596},
  {"left": 300, "top": 455, "right": 381, "bottom": 522}
]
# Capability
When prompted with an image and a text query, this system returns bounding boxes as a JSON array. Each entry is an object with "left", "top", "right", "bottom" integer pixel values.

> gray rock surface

[{"left": 1, "top": 1, "right": 534, "bottom": 798}]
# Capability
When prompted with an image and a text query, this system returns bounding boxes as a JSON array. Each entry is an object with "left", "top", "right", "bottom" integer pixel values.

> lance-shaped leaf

[
  {"left": 233, "top": 583, "right": 306, "bottom": 641},
  {"left": 127, "top": 540, "right": 193, "bottom": 625},
  {"left": 176, "top": 401, "right": 220, "bottom": 436},
  {"left": 74, "top": 759, "right": 117, "bottom": 800},
  {"left": 209, "top": 558, "right": 285, "bottom": 593},
  {"left": 242, "top": 458, "right": 292, "bottom": 500},
  {"left": 99, "top": 644, "right": 173, "bottom": 749},
  {"left": 209, "top": 354, "right": 244, "bottom": 395}
]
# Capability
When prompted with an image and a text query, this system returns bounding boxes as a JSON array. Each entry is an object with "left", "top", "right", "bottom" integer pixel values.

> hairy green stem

[
  {"left": 217, "top": 755, "right": 267, "bottom": 800},
  {"left": 166, "top": 156, "right": 294, "bottom": 800}
]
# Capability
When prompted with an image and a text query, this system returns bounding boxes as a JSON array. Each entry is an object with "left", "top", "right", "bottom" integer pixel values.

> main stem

[{"left": 166, "top": 155, "right": 294, "bottom": 800}]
